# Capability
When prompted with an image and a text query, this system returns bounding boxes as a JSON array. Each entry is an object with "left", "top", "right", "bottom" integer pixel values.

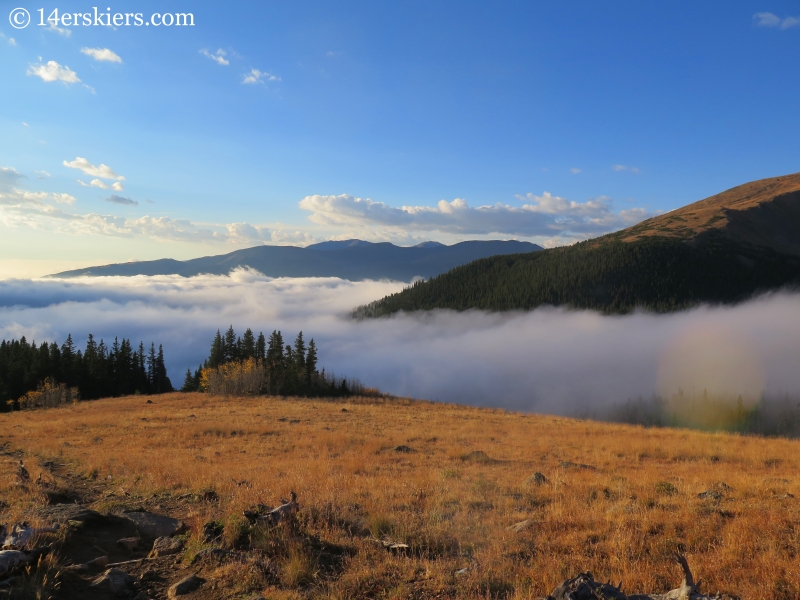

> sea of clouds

[{"left": 1, "top": 270, "right": 799, "bottom": 414}]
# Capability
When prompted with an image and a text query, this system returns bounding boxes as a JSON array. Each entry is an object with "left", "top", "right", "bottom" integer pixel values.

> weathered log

[
  {"left": 245, "top": 492, "right": 299, "bottom": 526},
  {"left": 546, "top": 554, "right": 719, "bottom": 600}
]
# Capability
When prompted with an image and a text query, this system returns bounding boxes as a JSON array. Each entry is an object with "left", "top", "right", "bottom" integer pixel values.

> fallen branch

[{"left": 546, "top": 554, "right": 720, "bottom": 600}]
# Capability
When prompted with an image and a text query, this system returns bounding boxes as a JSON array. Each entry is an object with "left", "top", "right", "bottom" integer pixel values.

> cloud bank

[
  {"left": 1, "top": 273, "right": 798, "bottom": 414},
  {"left": 300, "top": 192, "right": 651, "bottom": 240}
]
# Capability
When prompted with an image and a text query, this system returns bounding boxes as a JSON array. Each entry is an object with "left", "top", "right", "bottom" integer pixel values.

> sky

[
  {"left": 2, "top": 1, "right": 800, "bottom": 277},
  {"left": 2, "top": 273, "right": 800, "bottom": 411}
]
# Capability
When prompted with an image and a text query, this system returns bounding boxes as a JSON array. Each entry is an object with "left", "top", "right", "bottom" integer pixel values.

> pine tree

[
  {"left": 209, "top": 330, "right": 223, "bottom": 368},
  {"left": 256, "top": 332, "right": 266, "bottom": 360},
  {"left": 242, "top": 328, "right": 256, "bottom": 360},
  {"left": 181, "top": 368, "right": 195, "bottom": 392},
  {"left": 293, "top": 332, "right": 306, "bottom": 372},
  {"left": 223, "top": 325, "right": 238, "bottom": 363},
  {"left": 305, "top": 339, "right": 318, "bottom": 382}
]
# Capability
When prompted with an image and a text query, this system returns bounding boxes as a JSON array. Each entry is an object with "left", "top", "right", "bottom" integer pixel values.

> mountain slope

[
  {"left": 357, "top": 173, "right": 800, "bottom": 316},
  {"left": 49, "top": 240, "right": 542, "bottom": 281}
]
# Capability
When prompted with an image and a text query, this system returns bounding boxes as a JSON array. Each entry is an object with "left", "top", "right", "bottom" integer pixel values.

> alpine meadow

[{"left": 2, "top": 3, "right": 800, "bottom": 600}]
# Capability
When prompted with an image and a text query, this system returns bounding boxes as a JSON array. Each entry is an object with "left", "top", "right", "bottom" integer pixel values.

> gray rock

[
  {"left": 149, "top": 536, "right": 184, "bottom": 557},
  {"left": 168, "top": 573, "right": 205, "bottom": 598},
  {"left": 527, "top": 472, "right": 548, "bottom": 485},
  {"left": 117, "top": 537, "right": 140, "bottom": 551},
  {"left": 34, "top": 504, "right": 101, "bottom": 523},
  {"left": 90, "top": 568, "right": 135, "bottom": 594},
  {"left": 121, "top": 511, "right": 184, "bottom": 538}
]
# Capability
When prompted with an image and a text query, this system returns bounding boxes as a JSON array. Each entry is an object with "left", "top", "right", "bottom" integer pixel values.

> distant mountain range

[
  {"left": 49, "top": 240, "right": 542, "bottom": 281},
  {"left": 357, "top": 172, "right": 800, "bottom": 317}
]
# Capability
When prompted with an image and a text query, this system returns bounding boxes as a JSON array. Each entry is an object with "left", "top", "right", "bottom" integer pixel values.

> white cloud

[
  {"left": 299, "top": 192, "right": 652, "bottom": 239},
  {"left": 243, "top": 69, "right": 280, "bottom": 84},
  {"left": 44, "top": 21, "right": 71, "bottom": 36},
  {"left": 80, "top": 47, "right": 122, "bottom": 63},
  {"left": 64, "top": 157, "right": 125, "bottom": 181},
  {"left": 78, "top": 178, "right": 124, "bottom": 191},
  {"left": 27, "top": 61, "right": 80, "bottom": 84},
  {"left": 570, "top": 167, "right": 581, "bottom": 174},
  {"left": 0, "top": 167, "right": 27, "bottom": 192},
  {"left": 105, "top": 195, "right": 137, "bottom": 206},
  {"left": 612, "top": 164, "right": 640, "bottom": 173},
  {"left": 753, "top": 12, "right": 800, "bottom": 28},
  {"left": 200, "top": 48, "right": 229, "bottom": 65},
  {"left": 0, "top": 187, "right": 76, "bottom": 206}
]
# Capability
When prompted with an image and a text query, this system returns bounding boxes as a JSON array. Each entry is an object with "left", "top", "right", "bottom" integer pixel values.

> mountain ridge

[
  {"left": 357, "top": 172, "right": 800, "bottom": 316},
  {"left": 48, "top": 239, "right": 542, "bottom": 282}
]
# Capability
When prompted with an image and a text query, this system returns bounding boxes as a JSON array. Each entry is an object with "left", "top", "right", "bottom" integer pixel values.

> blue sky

[{"left": 1, "top": 1, "right": 799, "bottom": 276}]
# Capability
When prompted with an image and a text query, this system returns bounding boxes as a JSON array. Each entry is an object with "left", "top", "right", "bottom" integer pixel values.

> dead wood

[{"left": 546, "top": 554, "right": 720, "bottom": 600}]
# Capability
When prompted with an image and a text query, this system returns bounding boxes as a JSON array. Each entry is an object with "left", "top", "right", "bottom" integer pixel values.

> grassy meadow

[{"left": 1, "top": 392, "right": 799, "bottom": 599}]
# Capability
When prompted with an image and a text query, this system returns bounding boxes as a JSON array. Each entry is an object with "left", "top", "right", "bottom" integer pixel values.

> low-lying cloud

[{"left": 1, "top": 272, "right": 799, "bottom": 414}]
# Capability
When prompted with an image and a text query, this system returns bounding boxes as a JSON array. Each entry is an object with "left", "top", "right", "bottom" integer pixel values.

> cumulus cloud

[
  {"left": 243, "top": 69, "right": 280, "bottom": 84},
  {"left": 64, "top": 157, "right": 125, "bottom": 181},
  {"left": 78, "top": 178, "right": 124, "bottom": 191},
  {"left": 1, "top": 274, "right": 799, "bottom": 414},
  {"left": 753, "top": 12, "right": 800, "bottom": 28},
  {"left": 27, "top": 60, "right": 80, "bottom": 84},
  {"left": 105, "top": 194, "right": 137, "bottom": 206},
  {"left": 80, "top": 47, "right": 122, "bottom": 63},
  {"left": 299, "top": 192, "right": 651, "bottom": 239},
  {"left": 200, "top": 48, "right": 229, "bottom": 65}
]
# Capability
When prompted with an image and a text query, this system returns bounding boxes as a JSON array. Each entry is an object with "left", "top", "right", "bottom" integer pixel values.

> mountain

[
  {"left": 49, "top": 240, "right": 542, "bottom": 281},
  {"left": 356, "top": 173, "right": 800, "bottom": 317}
]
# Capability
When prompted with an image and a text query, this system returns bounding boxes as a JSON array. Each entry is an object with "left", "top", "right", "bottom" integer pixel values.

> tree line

[
  {"left": 182, "top": 326, "right": 365, "bottom": 397},
  {"left": 0, "top": 334, "right": 173, "bottom": 412}
]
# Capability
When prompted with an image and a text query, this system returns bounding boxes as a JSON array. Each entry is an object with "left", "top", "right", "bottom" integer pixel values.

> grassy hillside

[
  {"left": 2, "top": 393, "right": 799, "bottom": 598},
  {"left": 355, "top": 236, "right": 800, "bottom": 317},
  {"left": 357, "top": 173, "right": 800, "bottom": 316}
]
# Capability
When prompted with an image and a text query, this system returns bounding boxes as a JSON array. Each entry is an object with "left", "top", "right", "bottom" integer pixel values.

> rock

[
  {"left": 121, "top": 511, "right": 184, "bottom": 538},
  {"left": 168, "top": 573, "right": 205, "bottom": 597},
  {"left": 86, "top": 555, "right": 110, "bottom": 569},
  {"left": 0, "top": 550, "right": 28, "bottom": 577},
  {"left": 90, "top": 568, "right": 135, "bottom": 594},
  {"left": 393, "top": 445, "right": 415, "bottom": 453},
  {"left": 35, "top": 504, "right": 101, "bottom": 524},
  {"left": 202, "top": 521, "right": 223, "bottom": 543},
  {"left": 200, "top": 490, "right": 218, "bottom": 502},
  {"left": 117, "top": 537, "right": 141, "bottom": 551},
  {"left": 527, "top": 472, "right": 548, "bottom": 485},
  {"left": 149, "top": 536, "right": 184, "bottom": 557},
  {"left": 461, "top": 450, "right": 496, "bottom": 463}
]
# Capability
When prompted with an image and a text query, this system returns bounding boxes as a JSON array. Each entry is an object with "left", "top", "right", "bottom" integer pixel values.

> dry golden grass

[{"left": 1, "top": 392, "right": 799, "bottom": 599}]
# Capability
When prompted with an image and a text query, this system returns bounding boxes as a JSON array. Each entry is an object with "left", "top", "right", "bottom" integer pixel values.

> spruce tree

[
  {"left": 181, "top": 368, "right": 195, "bottom": 392},
  {"left": 242, "top": 328, "right": 256, "bottom": 360},
  {"left": 209, "top": 330, "right": 223, "bottom": 368}
]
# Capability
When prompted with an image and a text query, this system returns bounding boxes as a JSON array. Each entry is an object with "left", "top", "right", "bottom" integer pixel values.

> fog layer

[{"left": 1, "top": 271, "right": 799, "bottom": 413}]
